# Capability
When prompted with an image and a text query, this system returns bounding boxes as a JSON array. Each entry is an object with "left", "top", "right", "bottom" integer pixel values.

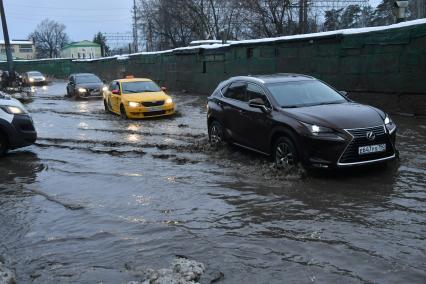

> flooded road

[{"left": 1, "top": 81, "right": 425, "bottom": 283}]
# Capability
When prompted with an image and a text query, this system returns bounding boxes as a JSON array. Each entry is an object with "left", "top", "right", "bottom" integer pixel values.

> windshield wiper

[
  {"left": 281, "top": 105, "right": 302, "bottom": 108},
  {"left": 315, "top": 101, "right": 344, "bottom": 106}
]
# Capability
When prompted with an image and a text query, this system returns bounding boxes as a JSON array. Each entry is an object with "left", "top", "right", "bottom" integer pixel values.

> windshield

[
  {"left": 28, "top": 71, "right": 42, "bottom": 76},
  {"left": 75, "top": 75, "right": 101, "bottom": 84},
  {"left": 266, "top": 80, "right": 347, "bottom": 108},
  {"left": 121, "top": 81, "right": 161, "bottom": 93}
]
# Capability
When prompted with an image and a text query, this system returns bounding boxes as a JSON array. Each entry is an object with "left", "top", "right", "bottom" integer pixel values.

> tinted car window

[
  {"left": 75, "top": 75, "right": 101, "bottom": 84},
  {"left": 110, "top": 82, "right": 120, "bottom": 92},
  {"left": 266, "top": 80, "right": 347, "bottom": 108},
  {"left": 247, "top": 83, "right": 270, "bottom": 108},
  {"left": 28, "top": 71, "right": 42, "bottom": 76},
  {"left": 224, "top": 82, "right": 247, "bottom": 102},
  {"left": 121, "top": 81, "right": 161, "bottom": 94}
]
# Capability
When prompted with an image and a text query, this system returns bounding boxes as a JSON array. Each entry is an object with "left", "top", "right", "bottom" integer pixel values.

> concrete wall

[{"left": 2, "top": 20, "right": 426, "bottom": 114}]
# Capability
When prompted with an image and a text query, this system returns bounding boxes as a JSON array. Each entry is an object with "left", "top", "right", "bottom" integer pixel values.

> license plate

[
  {"left": 91, "top": 91, "right": 100, "bottom": 96},
  {"left": 358, "top": 144, "right": 386, "bottom": 155},
  {"left": 148, "top": 106, "right": 163, "bottom": 111}
]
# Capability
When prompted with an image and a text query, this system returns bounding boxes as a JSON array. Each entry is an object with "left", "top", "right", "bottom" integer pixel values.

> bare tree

[
  {"left": 30, "top": 19, "right": 69, "bottom": 58},
  {"left": 241, "top": 0, "right": 295, "bottom": 38}
]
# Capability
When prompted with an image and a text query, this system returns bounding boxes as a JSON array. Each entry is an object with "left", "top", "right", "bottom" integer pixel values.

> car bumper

[
  {"left": 76, "top": 91, "right": 104, "bottom": 99},
  {"left": 7, "top": 115, "right": 37, "bottom": 149},
  {"left": 299, "top": 129, "right": 397, "bottom": 169},
  {"left": 28, "top": 80, "right": 46, "bottom": 85},
  {"left": 126, "top": 105, "right": 176, "bottom": 119}
]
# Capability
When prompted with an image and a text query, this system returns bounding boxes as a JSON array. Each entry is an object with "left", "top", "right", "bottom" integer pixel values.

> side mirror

[
  {"left": 249, "top": 98, "right": 269, "bottom": 112},
  {"left": 161, "top": 86, "right": 168, "bottom": 92},
  {"left": 112, "top": 89, "right": 120, "bottom": 95}
]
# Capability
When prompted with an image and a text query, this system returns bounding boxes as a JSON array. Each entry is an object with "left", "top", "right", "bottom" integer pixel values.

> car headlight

[
  {"left": 102, "top": 86, "right": 108, "bottom": 92},
  {"left": 29, "top": 78, "right": 34, "bottom": 82},
  {"left": 78, "top": 88, "right": 87, "bottom": 93},
  {"left": 41, "top": 76, "right": 46, "bottom": 81},
  {"left": 128, "top": 101, "right": 141, "bottom": 107},
  {"left": 165, "top": 98, "right": 173, "bottom": 104},
  {"left": 0, "top": 105, "right": 27, "bottom": 115},
  {"left": 302, "top": 122, "right": 333, "bottom": 135},
  {"left": 301, "top": 122, "right": 344, "bottom": 140},
  {"left": 384, "top": 115, "right": 396, "bottom": 133}
]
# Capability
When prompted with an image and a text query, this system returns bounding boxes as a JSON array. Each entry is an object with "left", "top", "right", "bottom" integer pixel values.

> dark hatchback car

[
  {"left": 66, "top": 73, "right": 107, "bottom": 99},
  {"left": 207, "top": 74, "right": 397, "bottom": 169}
]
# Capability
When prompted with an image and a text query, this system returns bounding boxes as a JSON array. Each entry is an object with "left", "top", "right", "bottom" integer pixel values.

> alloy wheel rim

[
  {"left": 275, "top": 142, "right": 295, "bottom": 168},
  {"left": 210, "top": 125, "right": 222, "bottom": 144}
]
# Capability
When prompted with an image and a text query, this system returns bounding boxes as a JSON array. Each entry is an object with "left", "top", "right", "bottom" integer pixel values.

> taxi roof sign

[{"left": 125, "top": 75, "right": 135, "bottom": 79}]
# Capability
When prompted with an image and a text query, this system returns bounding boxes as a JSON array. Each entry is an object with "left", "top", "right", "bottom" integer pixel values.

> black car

[
  {"left": 207, "top": 74, "right": 397, "bottom": 169},
  {"left": 66, "top": 73, "right": 107, "bottom": 99}
]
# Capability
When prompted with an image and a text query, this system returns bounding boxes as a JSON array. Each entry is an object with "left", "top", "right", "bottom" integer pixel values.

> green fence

[{"left": 2, "top": 21, "right": 426, "bottom": 95}]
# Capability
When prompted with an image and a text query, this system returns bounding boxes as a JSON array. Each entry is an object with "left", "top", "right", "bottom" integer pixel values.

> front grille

[
  {"left": 142, "top": 101, "right": 164, "bottom": 107},
  {"left": 339, "top": 125, "right": 394, "bottom": 164},
  {"left": 144, "top": 110, "right": 166, "bottom": 117}
]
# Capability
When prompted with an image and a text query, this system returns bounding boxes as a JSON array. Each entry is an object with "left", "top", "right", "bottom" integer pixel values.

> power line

[{"left": 6, "top": 4, "right": 130, "bottom": 11}]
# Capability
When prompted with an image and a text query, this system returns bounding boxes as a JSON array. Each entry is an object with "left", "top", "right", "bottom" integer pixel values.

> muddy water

[{"left": 0, "top": 82, "right": 425, "bottom": 283}]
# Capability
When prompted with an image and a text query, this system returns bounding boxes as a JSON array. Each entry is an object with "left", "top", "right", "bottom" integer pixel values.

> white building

[
  {"left": 0, "top": 39, "right": 36, "bottom": 60},
  {"left": 60, "top": 40, "right": 102, "bottom": 59}
]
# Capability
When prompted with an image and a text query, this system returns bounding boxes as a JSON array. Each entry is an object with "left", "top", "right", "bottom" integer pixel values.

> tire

[
  {"left": 208, "top": 121, "right": 225, "bottom": 147},
  {"left": 273, "top": 136, "right": 299, "bottom": 169},
  {"left": 0, "top": 132, "right": 8, "bottom": 157},
  {"left": 120, "top": 104, "right": 128, "bottom": 119}
]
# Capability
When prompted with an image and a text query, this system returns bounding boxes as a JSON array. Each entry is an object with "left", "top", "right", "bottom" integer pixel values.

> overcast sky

[
  {"left": 2, "top": 0, "right": 382, "bottom": 43},
  {"left": 2, "top": 0, "right": 134, "bottom": 43}
]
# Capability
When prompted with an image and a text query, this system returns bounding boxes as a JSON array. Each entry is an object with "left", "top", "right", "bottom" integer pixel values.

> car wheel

[
  {"left": 209, "top": 121, "right": 225, "bottom": 147},
  {"left": 0, "top": 132, "right": 8, "bottom": 157},
  {"left": 274, "top": 137, "right": 299, "bottom": 169},
  {"left": 120, "top": 104, "right": 128, "bottom": 119}
]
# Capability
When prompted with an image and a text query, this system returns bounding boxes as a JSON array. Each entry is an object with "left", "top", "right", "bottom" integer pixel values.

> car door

[
  {"left": 242, "top": 83, "right": 274, "bottom": 152},
  {"left": 220, "top": 81, "right": 249, "bottom": 144},
  {"left": 109, "top": 81, "right": 121, "bottom": 113}
]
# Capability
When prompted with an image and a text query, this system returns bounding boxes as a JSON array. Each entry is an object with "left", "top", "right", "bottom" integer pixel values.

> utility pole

[
  {"left": 0, "top": 0, "right": 15, "bottom": 83},
  {"left": 133, "top": 0, "right": 138, "bottom": 53}
]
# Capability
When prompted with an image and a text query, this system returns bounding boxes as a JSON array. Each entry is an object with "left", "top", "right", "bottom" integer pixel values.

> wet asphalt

[{"left": 0, "top": 81, "right": 425, "bottom": 283}]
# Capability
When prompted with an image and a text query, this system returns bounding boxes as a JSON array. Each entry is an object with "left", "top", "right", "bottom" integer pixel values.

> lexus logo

[{"left": 366, "top": 131, "right": 376, "bottom": 141}]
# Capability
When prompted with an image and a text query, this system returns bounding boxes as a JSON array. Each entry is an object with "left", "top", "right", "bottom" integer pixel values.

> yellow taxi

[{"left": 103, "top": 76, "right": 175, "bottom": 119}]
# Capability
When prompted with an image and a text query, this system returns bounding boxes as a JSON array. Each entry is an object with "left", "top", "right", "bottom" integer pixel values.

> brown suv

[{"left": 207, "top": 74, "right": 397, "bottom": 169}]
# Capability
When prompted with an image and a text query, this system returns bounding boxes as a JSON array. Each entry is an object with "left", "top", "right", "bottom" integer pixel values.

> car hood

[
  {"left": 123, "top": 92, "right": 169, "bottom": 102},
  {"left": 76, "top": 83, "right": 103, "bottom": 89},
  {"left": 29, "top": 75, "right": 45, "bottom": 80},
  {"left": 283, "top": 102, "right": 385, "bottom": 129},
  {"left": 0, "top": 95, "right": 29, "bottom": 113}
]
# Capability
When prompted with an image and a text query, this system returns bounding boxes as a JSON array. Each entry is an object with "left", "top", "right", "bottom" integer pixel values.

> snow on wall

[{"left": 2, "top": 19, "right": 426, "bottom": 64}]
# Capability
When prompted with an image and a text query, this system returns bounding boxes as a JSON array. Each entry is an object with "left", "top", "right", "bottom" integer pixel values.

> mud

[{"left": 0, "top": 81, "right": 425, "bottom": 283}]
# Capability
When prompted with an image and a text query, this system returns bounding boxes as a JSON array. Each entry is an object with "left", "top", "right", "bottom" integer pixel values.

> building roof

[
  {"left": 0, "top": 40, "right": 33, "bottom": 45},
  {"left": 61, "top": 40, "right": 101, "bottom": 50}
]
